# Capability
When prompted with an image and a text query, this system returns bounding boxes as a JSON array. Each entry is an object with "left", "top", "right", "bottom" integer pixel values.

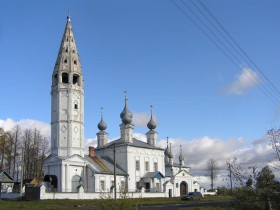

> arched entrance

[
  {"left": 180, "top": 181, "right": 188, "bottom": 197},
  {"left": 72, "top": 175, "right": 82, "bottom": 192}
]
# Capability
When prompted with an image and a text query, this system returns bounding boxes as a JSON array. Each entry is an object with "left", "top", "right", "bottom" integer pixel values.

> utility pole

[
  {"left": 229, "top": 163, "right": 233, "bottom": 194},
  {"left": 20, "top": 149, "right": 24, "bottom": 198},
  {"left": 113, "top": 144, "right": 117, "bottom": 201}
]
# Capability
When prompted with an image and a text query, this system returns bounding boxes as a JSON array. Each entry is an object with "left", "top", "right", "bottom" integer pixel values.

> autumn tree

[
  {"left": 0, "top": 128, "right": 12, "bottom": 171},
  {"left": 0, "top": 126, "right": 49, "bottom": 181}
]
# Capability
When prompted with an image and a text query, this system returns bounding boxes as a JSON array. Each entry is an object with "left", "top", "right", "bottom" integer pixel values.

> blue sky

[{"left": 1, "top": 0, "right": 280, "bottom": 184}]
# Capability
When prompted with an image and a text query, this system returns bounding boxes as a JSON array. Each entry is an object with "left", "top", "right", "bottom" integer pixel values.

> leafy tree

[
  {"left": 256, "top": 165, "right": 275, "bottom": 189},
  {"left": 246, "top": 177, "right": 253, "bottom": 188}
]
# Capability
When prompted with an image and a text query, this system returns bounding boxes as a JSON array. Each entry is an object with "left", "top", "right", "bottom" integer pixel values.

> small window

[
  {"left": 66, "top": 36, "right": 69, "bottom": 41},
  {"left": 64, "top": 59, "right": 67, "bottom": 63},
  {"left": 73, "top": 74, "right": 79, "bottom": 85},
  {"left": 62, "top": 73, "right": 69, "bottom": 84},
  {"left": 100, "top": 181, "right": 105, "bottom": 191},
  {"left": 156, "top": 183, "right": 160, "bottom": 191},
  {"left": 73, "top": 49, "right": 76, "bottom": 53},
  {"left": 145, "top": 161, "right": 149, "bottom": 171},
  {"left": 74, "top": 104, "right": 78, "bottom": 110},
  {"left": 154, "top": 162, "right": 158, "bottom": 172},
  {"left": 120, "top": 181, "right": 125, "bottom": 190},
  {"left": 74, "top": 60, "right": 77, "bottom": 65},
  {"left": 136, "top": 160, "right": 140, "bottom": 171}
]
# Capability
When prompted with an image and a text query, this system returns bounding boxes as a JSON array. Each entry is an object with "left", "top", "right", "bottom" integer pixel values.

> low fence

[
  {"left": 0, "top": 193, "right": 20, "bottom": 199},
  {"left": 40, "top": 185, "right": 166, "bottom": 200}
]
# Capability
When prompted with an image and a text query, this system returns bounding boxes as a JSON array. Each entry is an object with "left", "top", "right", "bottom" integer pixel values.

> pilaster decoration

[
  {"left": 97, "top": 107, "right": 108, "bottom": 147},
  {"left": 120, "top": 91, "right": 134, "bottom": 143},
  {"left": 146, "top": 105, "right": 158, "bottom": 146}
]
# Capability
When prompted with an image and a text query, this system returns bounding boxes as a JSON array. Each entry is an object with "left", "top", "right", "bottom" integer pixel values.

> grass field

[
  {"left": 0, "top": 195, "right": 234, "bottom": 210},
  {"left": 180, "top": 207, "right": 236, "bottom": 210}
]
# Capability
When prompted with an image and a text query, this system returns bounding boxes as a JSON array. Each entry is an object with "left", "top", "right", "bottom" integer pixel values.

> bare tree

[
  {"left": 207, "top": 158, "right": 219, "bottom": 191},
  {"left": 0, "top": 128, "right": 12, "bottom": 171},
  {"left": 11, "top": 125, "right": 21, "bottom": 179},
  {"left": 267, "top": 129, "right": 280, "bottom": 170},
  {"left": 226, "top": 157, "right": 259, "bottom": 192},
  {"left": 0, "top": 126, "right": 49, "bottom": 181}
]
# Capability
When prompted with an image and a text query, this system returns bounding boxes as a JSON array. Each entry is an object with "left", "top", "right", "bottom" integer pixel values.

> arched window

[
  {"left": 62, "top": 73, "right": 69, "bottom": 84},
  {"left": 72, "top": 175, "right": 82, "bottom": 192},
  {"left": 73, "top": 74, "right": 79, "bottom": 85}
]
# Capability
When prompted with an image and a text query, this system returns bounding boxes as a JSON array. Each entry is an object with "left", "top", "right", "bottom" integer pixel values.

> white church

[{"left": 42, "top": 16, "right": 201, "bottom": 199}]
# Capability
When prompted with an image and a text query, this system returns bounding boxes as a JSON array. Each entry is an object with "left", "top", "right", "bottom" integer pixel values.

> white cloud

[
  {"left": 132, "top": 112, "right": 158, "bottom": 128},
  {"left": 0, "top": 118, "right": 51, "bottom": 138},
  {"left": 223, "top": 68, "right": 261, "bottom": 95},
  {"left": 84, "top": 138, "right": 97, "bottom": 154},
  {"left": 158, "top": 135, "right": 279, "bottom": 189},
  {"left": 1, "top": 118, "right": 278, "bottom": 188}
]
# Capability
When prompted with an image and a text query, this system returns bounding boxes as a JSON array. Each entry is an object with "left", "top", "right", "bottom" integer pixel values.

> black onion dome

[
  {"left": 179, "top": 154, "right": 184, "bottom": 161},
  {"left": 98, "top": 118, "right": 107, "bottom": 131},
  {"left": 179, "top": 145, "right": 184, "bottom": 161},
  {"left": 120, "top": 101, "right": 133, "bottom": 124},
  {"left": 168, "top": 143, "right": 174, "bottom": 158},
  {"left": 120, "top": 93, "right": 133, "bottom": 124},
  {"left": 168, "top": 151, "right": 174, "bottom": 159},
  {"left": 164, "top": 147, "right": 170, "bottom": 156},
  {"left": 147, "top": 116, "right": 157, "bottom": 130},
  {"left": 164, "top": 138, "right": 170, "bottom": 156},
  {"left": 121, "top": 109, "right": 133, "bottom": 124}
]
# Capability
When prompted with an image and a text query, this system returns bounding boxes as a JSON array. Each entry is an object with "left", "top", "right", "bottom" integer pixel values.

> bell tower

[{"left": 51, "top": 15, "right": 84, "bottom": 157}]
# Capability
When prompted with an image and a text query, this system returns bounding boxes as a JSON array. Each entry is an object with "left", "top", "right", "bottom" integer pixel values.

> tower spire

[
  {"left": 120, "top": 91, "right": 134, "bottom": 143},
  {"left": 67, "top": 10, "right": 71, "bottom": 22},
  {"left": 179, "top": 144, "right": 185, "bottom": 167},
  {"left": 50, "top": 16, "right": 84, "bottom": 157},
  {"left": 97, "top": 107, "right": 108, "bottom": 147},
  {"left": 147, "top": 105, "right": 157, "bottom": 130},
  {"left": 169, "top": 142, "right": 174, "bottom": 166},
  {"left": 164, "top": 137, "right": 170, "bottom": 162},
  {"left": 97, "top": 107, "right": 107, "bottom": 131},
  {"left": 146, "top": 105, "right": 158, "bottom": 146},
  {"left": 120, "top": 91, "right": 132, "bottom": 124}
]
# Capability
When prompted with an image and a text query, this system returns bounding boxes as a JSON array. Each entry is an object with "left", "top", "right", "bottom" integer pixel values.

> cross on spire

[
  {"left": 100, "top": 107, "right": 104, "bottom": 119},
  {"left": 124, "top": 91, "right": 128, "bottom": 106},
  {"left": 150, "top": 105, "right": 153, "bottom": 117}
]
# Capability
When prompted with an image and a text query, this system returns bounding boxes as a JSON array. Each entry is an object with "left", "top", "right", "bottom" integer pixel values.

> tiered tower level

[{"left": 51, "top": 16, "right": 84, "bottom": 157}]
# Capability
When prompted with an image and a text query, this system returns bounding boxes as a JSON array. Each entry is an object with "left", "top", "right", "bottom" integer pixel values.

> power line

[
  {"left": 170, "top": 0, "right": 280, "bottom": 105},
  {"left": 195, "top": 0, "right": 280, "bottom": 99}
]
